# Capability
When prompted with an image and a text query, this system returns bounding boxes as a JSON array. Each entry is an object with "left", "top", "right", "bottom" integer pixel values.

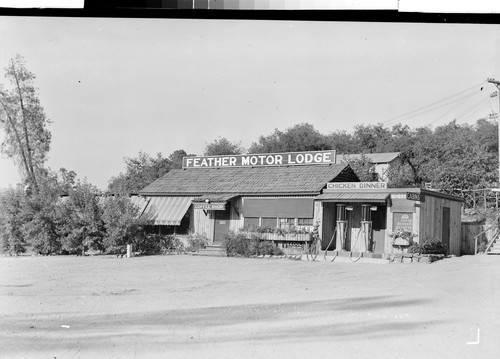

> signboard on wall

[
  {"left": 406, "top": 192, "right": 425, "bottom": 202},
  {"left": 193, "top": 203, "right": 226, "bottom": 211},
  {"left": 182, "top": 150, "right": 336, "bottom": 169},
  {"left": 392, "top": 212, "right": 413, "bottom": 231},
  {"left": 327, "top": 182, "right": 388, "bottom": 190}
]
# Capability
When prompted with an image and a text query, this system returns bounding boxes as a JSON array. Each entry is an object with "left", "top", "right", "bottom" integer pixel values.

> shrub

[
  {"left": 185, "top": 232, "right": 209, "bottom": 252},
  {"left": 407, "top": 238, "right": 446, "bottom": 255},
  {"left": 162, "top": 234, "right": 185, "bottom": 253},
  {"left": 224, "top": 231, "right": 283, "bottom": 257},
  {"left": 101, "top": 195, "right": 142, "bottom": 254},
  {"left": 0, "top": 187, "right": 27, "bottom": 255}
]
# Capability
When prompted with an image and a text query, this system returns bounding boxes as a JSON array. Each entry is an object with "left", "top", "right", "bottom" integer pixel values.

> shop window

[
  {"left": 279, "top": 218, "right": 295, "bottom": 230},
  {"left": 297, "top": 218, "right": 313, "bottom": 226},
  {"left": 261, "top": 217, "right": 278, "bottom": 229},
  {"left": 244, "top": 217, "right": 259, "bottom": 230}
]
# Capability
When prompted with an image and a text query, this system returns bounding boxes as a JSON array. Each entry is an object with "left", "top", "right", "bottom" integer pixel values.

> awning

[
  {"left": 315, "top": 192, "right": 390, "bottom": 203},
  {"left": 191, "top": 194, "right": 239, "bottom": 203},
  {"left": 140, "top": 196, "right": 193, "bottom": 225},
  {"left": 129, "top": 195, "right": 149, "bottom": 217}
]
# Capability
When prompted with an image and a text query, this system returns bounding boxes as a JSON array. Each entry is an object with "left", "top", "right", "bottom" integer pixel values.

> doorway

[
  {"left": 442, "top": 207, "right": 450, "bottom": 255},
  {"left": 213, "top": 205, "right": 230, "bottom": 245}
]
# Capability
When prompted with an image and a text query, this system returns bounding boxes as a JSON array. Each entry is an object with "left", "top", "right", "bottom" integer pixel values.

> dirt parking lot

[{"left": 1, "top": 254, "right": 499, "bottom": 359}]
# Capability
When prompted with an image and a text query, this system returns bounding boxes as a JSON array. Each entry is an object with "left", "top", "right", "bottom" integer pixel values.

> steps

[
  {"left": 193, "top": 245, "right": 226, "bottom": 257},
  {"left": 487, "top": 240, "right": 500, "bottom": 255}
]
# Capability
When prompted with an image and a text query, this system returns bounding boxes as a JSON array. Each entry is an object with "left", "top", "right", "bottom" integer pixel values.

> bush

[
  {"left": 0, "top": 187, "right": 27, "bottom": 255},
  {"left": 162, "top": 234, "right": 185, "bottom": 253},
  {"left": 224, "top": 231, "right": 283, "bottom": 257},
  {"left": 101, "top": 195, "right": 142, "bottom": 254},
  {"left": 185, "top": 232, "right": 209, "bottom": 252},
  {"left": 407, "top": 238, "right": 446, "bottom": 255}
]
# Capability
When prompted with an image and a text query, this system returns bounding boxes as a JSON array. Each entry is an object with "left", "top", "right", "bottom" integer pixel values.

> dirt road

[{"left": 1, "top": 254, "right": 499, "bottom": 358}]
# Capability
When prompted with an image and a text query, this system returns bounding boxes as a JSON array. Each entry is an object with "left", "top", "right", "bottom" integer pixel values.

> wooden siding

[
  {"left": 192, "top": 206, "right": 215, "bottom": 242},
  {"left": 418, "top": 196, "right": 462, "bottom": 256},
  {"left": 229, "top": 197, "right": 244, "bottom": 232},
  {"left": 461, "top": 222, "right": 483, "bottom": 255}
]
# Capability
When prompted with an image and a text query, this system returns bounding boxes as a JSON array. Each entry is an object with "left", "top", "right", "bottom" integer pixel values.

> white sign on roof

[
  {"left": 182, "top": 150, "right": 336, "bottom": 169},
  {"left": 327, "top": 182, "right": 388, "bottom": 190}
]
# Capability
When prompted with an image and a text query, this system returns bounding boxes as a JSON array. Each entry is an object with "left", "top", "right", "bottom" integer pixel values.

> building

[
  {"left": 337, "top": 152, "right": 402, "bottom": 182},
  {"left": 138, "top": 150, "right": 463, "bottom": 256}
]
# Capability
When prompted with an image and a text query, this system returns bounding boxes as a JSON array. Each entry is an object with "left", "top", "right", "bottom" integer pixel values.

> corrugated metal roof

[
  {"left": 337, "top": 152, "right": 400, "bottom": 164},
  {"left": 140, "top": 196, "right": 193, "bottom": 225},
  {"left": 316, "top": 192, "right": 390, "bottom": 203},
  {"left": 140, "top": 164, "right": 357, "bottom": 195}
]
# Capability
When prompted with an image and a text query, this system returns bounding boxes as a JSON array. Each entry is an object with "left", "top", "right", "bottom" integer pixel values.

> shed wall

[{"left": 418, "top": 196, "right": 462, "bottom": 256}]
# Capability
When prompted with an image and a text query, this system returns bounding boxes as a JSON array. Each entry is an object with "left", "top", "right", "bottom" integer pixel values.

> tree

[
  {"left": 20, "top": 169, "right": 64, "bottom": 255},
  {"left": 101, "top": 195, "right": 142, "bottom": 254},
  {"left": 203, "top": 137, "right": 245, "bottom": 156},
  {"left": 59, "top": 180, "right": 104, "bottom": 255},
  {"left": 0, "top": 55, "right": 51, "bottom": 192},
  {"left": 342, "top": 154, "right": 375, "bottom": 182},
  {"left": 0, "top": 186, "right": 26, "bottom": 254},
  {"left": 248, "top": 123, "right": 330, "bottom": 153}
]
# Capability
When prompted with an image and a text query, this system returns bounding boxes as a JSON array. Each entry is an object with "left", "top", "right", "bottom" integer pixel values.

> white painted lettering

[
  {"left": 275, "top": 155, "right": 283, "bottom": 164},
  {"left": 296, "top": 154, "right": 304, "bottom": 164},
  {"left": 258, "top": 155, "right": 266, "bottom": 165},
  {"left": 222, "top": 157, "right": 229, "bottom": 166},
  {"left": 242, "top": 156, "right": 250, "bottom": 165},
  {"left": 229, "top": 157, "right": 236, "bottom": 166},
  {"left": 193, "top": 158, "right": 200, "bottom": 167},
  {"left": 250, "top": 156, "right": 258, "bottom": 166},
  {"left": 265, "top": 155, "right": 274, "bottom": 165},
  {"left": 201, "top": 158, "right": 209, "bottom": 167},
  {"left": 288, "top": 154, "right": 295, "bottom": 164},
  {"left": 214, "top": 158, "right": 221, "bottom": 167},
  {"left": 314, "top": 153, "right": 322, "bottom": 162},
  {"left": 305, "top": 153, "right": 313, "bottom": 163},
  {"left": 185, "top": 158, "right": 193, "bottom": 167}
]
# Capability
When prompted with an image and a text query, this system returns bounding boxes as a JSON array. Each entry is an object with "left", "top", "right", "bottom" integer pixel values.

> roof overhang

[{"left": 315, "top": 192, "right": 391, "bottom": 204}]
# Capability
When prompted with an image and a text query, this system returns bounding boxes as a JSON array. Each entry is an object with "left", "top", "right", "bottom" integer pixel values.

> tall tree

[
  {"left": 204, "top": 137, "right": 245, "bottom": 156},
  {"left": 0, "top": 55, "right": 51, "bottom": 192},
  {"left": 248, "top": 123, "right": 330, "bottom": 153},
  {"left": 108, "top": 149, "right": 193, "bottom": 194}
]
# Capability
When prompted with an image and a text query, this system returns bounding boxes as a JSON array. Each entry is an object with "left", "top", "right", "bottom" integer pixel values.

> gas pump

[
  {"left": 335, "top": 204, "right": 347, "bottom": 251},
  {"left": 361, "top": 204, "right": 373, "bottom": 252}
]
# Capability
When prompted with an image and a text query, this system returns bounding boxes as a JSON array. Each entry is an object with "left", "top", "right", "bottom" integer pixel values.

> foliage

[
  {"left": 389, "top": 228, "right": 417, "bottom": 245},
  {"left": 248, "top": 123, "right": 331, "bottom": 154},
  {"left": 59, "top": 180, "right": 105, "bottom": 255},
  {"left": 185, "top": 232, "right": 209, "bottom": 252},
  {"left": 407, "top": 238, "right": 446, "bottom": 255},
  {"left": 0, "top": 55, "right": 51, "bottom": 192},
  {"left": 224, "top": 231, "right": 283, "bottom": 257},
  {"left": 101, "top": 195, "right": 142, "bottom": 254},
  {"left": 162, "top": 234, "right": 185, "bottom": 253},
  {"left": 341, "top": 154, "right": 375, "bottom": 182},
  {"left": 241, "top": 225, "right": 310, "bottom": 236},
  {"left": 108, "top": 149, "right": 193, "bottom": 194},
  {"left": 20, "top": 170, "right": 63, "bottom": 255},
  {"left": 204, "top": 137, "right": 245, "bottom": 156},
  {"left": 0, "top": 186, "right": 26, "bottom": 254}
]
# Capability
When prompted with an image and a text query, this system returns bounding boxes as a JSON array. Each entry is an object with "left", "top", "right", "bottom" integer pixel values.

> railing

[
  {"left": 244, "top": 231, "right": 312, "bottom": 242},
  {"left": 474, "top": 214, "right": 500, "bottom": 254}
]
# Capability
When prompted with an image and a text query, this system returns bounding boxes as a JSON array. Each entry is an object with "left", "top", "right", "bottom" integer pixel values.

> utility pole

[{"left": 487, "top": 78, "right": 500, "bottom": 188}]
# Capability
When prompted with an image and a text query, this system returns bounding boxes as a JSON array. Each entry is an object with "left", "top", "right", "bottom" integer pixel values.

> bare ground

[{"left": 0, "top": 254, "right": 499, "bottom": 359}]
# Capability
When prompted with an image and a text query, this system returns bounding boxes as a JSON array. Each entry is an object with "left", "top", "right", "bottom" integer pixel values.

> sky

[{"left": 0, "top": 16, "right": 499, "bottom": 190}]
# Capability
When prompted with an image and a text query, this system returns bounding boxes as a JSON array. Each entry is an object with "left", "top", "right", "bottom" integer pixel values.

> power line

[{"left": 382, "top": 80, "right": 487, "bottom": 126}]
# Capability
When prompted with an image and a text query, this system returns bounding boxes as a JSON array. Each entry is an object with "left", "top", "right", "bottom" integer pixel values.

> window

[
  {"left": 279, "top": 218, "right": 295, "bottom": 230},
  {"left": 297, "top": 218, "right": 313, "bottom": 226},
  {"left": 261, "top": 217, "right": 278, "bottom": 228},
  {"left": 244, "top": 217, "right": 259, "bottom": 229}
]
